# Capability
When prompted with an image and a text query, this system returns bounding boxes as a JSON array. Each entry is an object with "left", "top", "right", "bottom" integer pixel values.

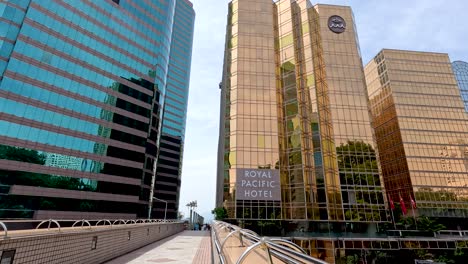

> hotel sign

[
  {"left": 236, "top": 169, "right": 281, "bottom": 201},
  {"left": 328, "top": 15, "right": 346, "bottom": 34}
]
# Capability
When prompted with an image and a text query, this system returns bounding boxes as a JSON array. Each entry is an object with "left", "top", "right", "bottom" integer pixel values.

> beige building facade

[
  {"left": 365, "top": 49, "right": 468, "bottom": 218},
  {"left": 217, "top": 0, "right": 387, "bottom": 226}
]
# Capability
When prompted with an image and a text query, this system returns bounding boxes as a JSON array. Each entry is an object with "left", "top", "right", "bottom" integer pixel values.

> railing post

[
  {"left": 36, "top": 219, "right": 61, "bottom": 232},
  {"left": 259, "top": 237, "right": 274, "bottom": 264}
]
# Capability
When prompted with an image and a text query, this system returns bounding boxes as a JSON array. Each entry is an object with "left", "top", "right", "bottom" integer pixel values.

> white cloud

[{"left": 352, "top": 0, "right": 468, "bottom": 63}]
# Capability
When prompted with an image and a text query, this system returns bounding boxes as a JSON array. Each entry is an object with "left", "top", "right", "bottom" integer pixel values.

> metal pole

[
  {"left": 412, "top": 208, "right": 418, "bottom": 230},
  {"left": 190, "top": 208, "right": 193, "bottom": 229},
  {"left": 153, "top": 197, "right": 168, "bottom": 220},
  {"left": 148, "top": 160, "right": 157, "bottom": 219},
  {"left": 193, "top": 202, "right": 197, "bottom": 230},
  {"left": 164, "top": 201, "right": 167, "bottom": 220}
]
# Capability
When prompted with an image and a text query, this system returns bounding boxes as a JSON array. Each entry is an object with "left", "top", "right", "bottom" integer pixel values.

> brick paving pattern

[
  {"left": 192, "top": 234, "right": 212, "bottom": 263},
  {"left": 105, "top": 231, "right": 210, "bottom": 264}
]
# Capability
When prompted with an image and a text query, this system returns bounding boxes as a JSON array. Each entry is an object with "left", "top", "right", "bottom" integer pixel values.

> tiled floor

[
  {"left": 105, "top": 231, "right": 211, "bottom": 264},
  {"left": 191, "top": 234, "right": 212, "bottom": 263}
]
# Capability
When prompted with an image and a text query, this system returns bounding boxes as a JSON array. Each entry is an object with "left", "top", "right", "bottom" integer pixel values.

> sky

[{"left": 178, "top": 0, "right": 468, "bottom": 221}]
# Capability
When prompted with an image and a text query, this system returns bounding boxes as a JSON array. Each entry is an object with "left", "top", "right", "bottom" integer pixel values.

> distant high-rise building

[
  {"left": 0, "top": 0, "right": 194, "bottom": 219},
  {"left": 365, "top": 50, "right": 468, "bottom": 218},
  {"left": 155, "top": 0, "right": 195, "bottom": 219},
  {"left": 217, "top": 0, "right": 387, "bottom": 241},
  {"left": 452, "top": 61, "right": 468, "bottom": 112}
]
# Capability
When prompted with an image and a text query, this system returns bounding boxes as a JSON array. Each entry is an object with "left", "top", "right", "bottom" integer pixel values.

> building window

[
  {"left": 1, "top": 250, "right": 16, "bottom": 264},
  {"left": 91, "top": 236, "right": 98, "bottom": 250}
]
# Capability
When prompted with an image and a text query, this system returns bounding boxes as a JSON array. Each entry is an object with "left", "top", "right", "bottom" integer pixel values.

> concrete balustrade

[{"left": 0, "top": 219, "right": 184, "bottom": 264}]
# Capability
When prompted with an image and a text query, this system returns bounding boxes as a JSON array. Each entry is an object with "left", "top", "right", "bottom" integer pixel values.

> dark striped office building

[
  {"left": 154, "top": 0, "right": 195, "bottom": 219},
  {"left": 0, "top": 0, "right": 194, "bottom": 219}
]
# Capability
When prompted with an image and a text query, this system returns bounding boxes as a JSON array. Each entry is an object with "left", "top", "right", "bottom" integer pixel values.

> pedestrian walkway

[{"left": 105, "top": 231, "right": 211, "bottom": 264}]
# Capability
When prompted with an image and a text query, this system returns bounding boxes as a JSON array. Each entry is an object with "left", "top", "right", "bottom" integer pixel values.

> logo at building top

[{"left": 328, "top": 15, "right": 346, "bottom": 34}]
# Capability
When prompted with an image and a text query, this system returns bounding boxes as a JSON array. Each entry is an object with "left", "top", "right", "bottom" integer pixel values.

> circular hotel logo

[{"left": 328, "top": 15, "right": 346, "bottom": 34}]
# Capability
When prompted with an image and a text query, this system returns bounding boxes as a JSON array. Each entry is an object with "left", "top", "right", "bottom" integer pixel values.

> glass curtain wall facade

[
  {"left": 365, "top": 50, "right": 468, "bottom": 218},
  {"left": 217, "top": 0, "right": 387, "bottom": 231},
  {"left": 0, "top": 0, "right": 194, "bottom": 219},
  {"left": 219, "top": 0, "right": 281, "bottom": 220},
  {"left": 154, "top": 0, "right": 195, "bottom": 219},
  {"left": 452, "top": 61, "right": 468, "bottom": 112},
  {"left": 307, "top": 4, "right": 386, "bottom": 224}
]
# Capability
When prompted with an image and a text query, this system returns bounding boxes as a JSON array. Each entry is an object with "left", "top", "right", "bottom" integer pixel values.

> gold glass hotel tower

[
  {"left": 365, "top": 50, "right": 468, "bottom": 218},
  {"left": 217, "top": 0, "right": 387, "bottom": 225}
]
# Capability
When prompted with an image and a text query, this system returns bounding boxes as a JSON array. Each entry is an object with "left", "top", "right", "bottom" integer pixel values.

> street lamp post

[
  {"left": 148, "top": 160, "right": 157, "bottom": 219},
  {"left": 153, "top": 197, "right": 168, "bottom": 220}
]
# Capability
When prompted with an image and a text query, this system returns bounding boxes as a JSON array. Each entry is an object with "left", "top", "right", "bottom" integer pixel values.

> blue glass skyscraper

[
  {"left": 0, "top": 0, "right": 194, "bottom": 219},
  {"left": 453, "top": 61, "right": 468, "bottom": 112}
]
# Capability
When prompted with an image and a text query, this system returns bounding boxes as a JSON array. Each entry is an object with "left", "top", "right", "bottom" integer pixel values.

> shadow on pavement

[{"left": 104, "top": 232, "right": 180, "bottom": 263}]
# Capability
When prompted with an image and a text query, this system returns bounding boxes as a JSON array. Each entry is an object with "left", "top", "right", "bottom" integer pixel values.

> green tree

[
  {"left": 346, "top": 254, "right": 359, "bottom": 264},
  {"left": 415, "top": 187, "right": 457, "bottom": 203},
  {"left": 336, "top": 140, "right": 378, "bottom": 174},
  {"left": 257, "top": 220, "right": 277, "bottom": 236},
  {"left": 0, "top": 146, "right": 48, "bottom": 217},
  {"left": 397, "top": 216, "right": 446, "bottom": 232},
  {"left": 0, "top": 145, "right": 46, "bottom": 165},
  {"left": 337, "top": 141, "right": 384, "bottom": 221},
  {"left": 417, "top": 216, "right": 446, "bottom": 232},
  {"left": 79, "top": 201, "right": 94, "bottom": 210},
  {"left": 212, "top": 207, "right": 228, "bottom": 220}
]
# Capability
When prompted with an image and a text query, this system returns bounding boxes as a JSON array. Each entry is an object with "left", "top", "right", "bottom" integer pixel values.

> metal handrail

[
  {"left": 437, "top": 230, "right": 468, "bottom": 237},
  {"left": 236, "top": 239, "right": 268, "bottom": 264},
  {"left": 0, "top": 219, "right": 183, "bottom": 240},
  {"left": 268, "top": 238, "right": 307, "bottom": 254},
  {"left": 0, "top": 221, "right": 7, "bottom": 238},
  {"left": 268, "top": 241, "right": 328, "bottom": 263},
  {"left": 125, "top": 219, "right": 137, "bottom": 225},
  {"left": 112, "top": 219, "right": 126, "bottom": 226},
  {"left": 72, "top": 219, "right": 91, "bottom": 229},
  {"left": 95, "top": 219, "right": 112, "bottom": 228},
  {"left": 212, "top": 220, "right": 329, "bottom": 264},
  {"left": 220, "top": 228, "right": 242, "bottom": 252},
  {"left": 36, "top": 219, "right": 61, "bottom": 232}
]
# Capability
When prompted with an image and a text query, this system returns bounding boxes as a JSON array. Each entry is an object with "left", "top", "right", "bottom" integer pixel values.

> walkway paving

[{"left": 105, "top": 231, "right": 211, "bottom": 264}]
